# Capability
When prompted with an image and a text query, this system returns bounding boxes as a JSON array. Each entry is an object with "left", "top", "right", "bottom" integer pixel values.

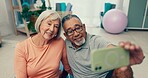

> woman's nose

[{"left": 49, "top": 24, "right": 54, "bottom": 32}]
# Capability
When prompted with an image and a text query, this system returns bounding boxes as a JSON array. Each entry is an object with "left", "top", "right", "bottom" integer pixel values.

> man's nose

[{"left": 73, "top": 30, "right": 79, "bottom": 37}]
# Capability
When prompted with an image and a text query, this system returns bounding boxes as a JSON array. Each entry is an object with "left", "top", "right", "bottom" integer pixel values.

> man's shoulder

[
  {"left": 87, "top": 33, "right": 102, "bottom": 41},
  {"left": 64, "top": 38, "right": 68, "bottom": 43}
]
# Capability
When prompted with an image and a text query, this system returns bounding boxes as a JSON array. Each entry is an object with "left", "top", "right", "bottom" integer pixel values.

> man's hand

[
  {"left": 119, "top": 41, "right": 145, "bottom": 65},
  {"left": 112, "top": 66, "right": 133, "bottom": 78}
]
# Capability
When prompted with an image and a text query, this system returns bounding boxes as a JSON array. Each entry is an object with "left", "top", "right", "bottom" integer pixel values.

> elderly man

[{"left": 62, "top": 14, "right": 145, "bottom": 78}]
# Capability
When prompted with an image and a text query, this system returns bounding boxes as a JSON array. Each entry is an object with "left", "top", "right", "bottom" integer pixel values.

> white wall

[
  {"left": 0, "top": 0, "right": 14, "bottom": 36},
  {"left": 0, "top": 0, "right": 130, "bottom": 36},
  {"left": 50, "top": 0, "right": 129, "bottom": 27}
]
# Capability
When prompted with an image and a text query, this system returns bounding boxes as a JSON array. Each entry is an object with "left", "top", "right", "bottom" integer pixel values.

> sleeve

[
  {"left": 61, "top": 42, "right": 72, "bottom": 74},
  {"left": 14, "top": 43, "right": 27, "bottom": 78},
  {"left": 94, "top": 36, "right": 112, "bottom": 48}
]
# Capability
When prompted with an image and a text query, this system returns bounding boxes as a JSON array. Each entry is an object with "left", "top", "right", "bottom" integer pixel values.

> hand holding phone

[{"left": 91, "top": 47, "right": 129, "bottom": 73}]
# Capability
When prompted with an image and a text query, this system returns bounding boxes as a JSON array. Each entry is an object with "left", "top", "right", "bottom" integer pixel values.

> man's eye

[
  {"left": 75, "top": 27, "right": 82, "bottom": 31},
  {"left": 76, "top": 27, "right": 81, "bottom": 30},
  {"left": 68, "top": 30, "right": 73, "bottom": 33},
  {"left": 67, "top": 30, "right": 73, "bottom": 34}
]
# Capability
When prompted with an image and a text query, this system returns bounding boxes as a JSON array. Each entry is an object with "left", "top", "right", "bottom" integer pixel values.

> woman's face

[{"left": 39, "top": 16, "right": 60, "bottom": 40}]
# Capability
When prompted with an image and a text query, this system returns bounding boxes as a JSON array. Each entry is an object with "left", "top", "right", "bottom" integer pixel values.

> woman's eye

[
  {"left": 48, "top": 23, "right": 51, "bottom": 26},
  {"left": 54, "top": 25, "right": 59, "bottom": 28}
]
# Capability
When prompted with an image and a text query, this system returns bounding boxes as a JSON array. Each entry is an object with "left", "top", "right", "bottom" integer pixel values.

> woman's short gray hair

[{"left": 35, "top": 10, "right": 61, "bottom": 38}]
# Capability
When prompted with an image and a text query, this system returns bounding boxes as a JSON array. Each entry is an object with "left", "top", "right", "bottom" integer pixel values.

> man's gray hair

[{"left": 62, "top": 14, "right": 82, "bottom": 27}]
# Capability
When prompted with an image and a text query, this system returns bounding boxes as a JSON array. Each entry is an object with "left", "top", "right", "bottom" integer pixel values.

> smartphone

[{"left": 91, "top": 47, "right": 129, "bottom": 73}]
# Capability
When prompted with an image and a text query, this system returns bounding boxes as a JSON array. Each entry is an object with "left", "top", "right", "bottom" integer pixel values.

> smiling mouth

[
  {"left": 74, "top": 37, "right": 83, "bottom": 42},
  {"left": 45, "top": 32, "right": 54, "bottom": 38},
  {"left": 73, "top": 37, "right": 85, "bottom": 46},
  {"left": 46, "top": 31, "right": 53, "bottom": 35}
]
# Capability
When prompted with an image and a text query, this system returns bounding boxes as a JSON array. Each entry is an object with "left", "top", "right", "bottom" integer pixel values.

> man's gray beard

[{"left": 74, "top": 37, "right": 85, "bottom": 46}]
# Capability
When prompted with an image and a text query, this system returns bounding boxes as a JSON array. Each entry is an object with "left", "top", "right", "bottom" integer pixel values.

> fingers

[
  {"left": 119, "top": 41, "right": 136, "bottom": 50},
  {"left": 119, "top": 41, "right": 145, "bottom": 65},
  {"left": 119, "top": 41, "right": 131, "bottom": 47},
  {"left": 135, "top": 45, "right": 142, "bottom": 51}
]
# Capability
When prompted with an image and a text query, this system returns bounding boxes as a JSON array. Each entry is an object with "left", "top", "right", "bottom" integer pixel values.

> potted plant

[{"left": 21, "top": 1, "right": 51, "bottom": 32}]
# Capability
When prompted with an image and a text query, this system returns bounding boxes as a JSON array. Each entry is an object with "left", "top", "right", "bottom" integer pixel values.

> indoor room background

[
  {"left": 0, "top": 0, "right": 129, "bottom": 37},
  {"left": 0, "top": 0, "right": 148, "bottom": 78}
]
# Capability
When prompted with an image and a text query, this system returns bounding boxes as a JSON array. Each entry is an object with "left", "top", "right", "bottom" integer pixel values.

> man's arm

[
  {"left": 111, "top": 66, "right": 133, "bottom": 78},
  {"left": 106, "top": 41, "right": 145, "bottom": 78},
  {"left": 107, "top": 41, "right": 145, "bottom": 66}
]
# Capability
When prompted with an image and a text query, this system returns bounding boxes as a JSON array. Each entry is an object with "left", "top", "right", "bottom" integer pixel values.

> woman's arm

[
  {"left": 14, "top": 43, "right": 27, "bottom": 78},
  {"left": 61, "top": 44, "right": 72, "bottom": 75}
]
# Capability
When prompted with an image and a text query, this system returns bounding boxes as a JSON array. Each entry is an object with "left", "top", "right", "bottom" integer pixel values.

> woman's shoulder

[
  {"left": 53, "top": 37, "right": 65, "bottom": 45},
  {"left": 16, "top": 37, "right": 31, "bottom": 47},
  {"left": 56, "top": 37, "right": 65, "bottom": 42}
]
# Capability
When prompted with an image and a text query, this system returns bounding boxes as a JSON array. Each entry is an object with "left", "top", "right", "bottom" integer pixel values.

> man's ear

[
  {"left": 63, "top": 33, "right": 69, "bottom": 39},
  {"left": 83, "top": 24, "right": 86, "bottom": 30},
  {"left": 64, "top": 33, "right": 66, "bottom": 37}
]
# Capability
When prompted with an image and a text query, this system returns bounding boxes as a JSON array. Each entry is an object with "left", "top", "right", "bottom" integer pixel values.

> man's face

[{"left": 63, "top": 17, "right": 86, "bottom": 48}]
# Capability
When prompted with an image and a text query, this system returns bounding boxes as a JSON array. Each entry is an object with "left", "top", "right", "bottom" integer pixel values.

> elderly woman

[{"left": 14, "top": 10, "right": 71, "bottom": 78}]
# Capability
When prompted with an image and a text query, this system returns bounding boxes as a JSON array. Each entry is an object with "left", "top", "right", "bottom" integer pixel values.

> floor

[{"left": 0, "top": 27, "right": 148, "bottom": 78}]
